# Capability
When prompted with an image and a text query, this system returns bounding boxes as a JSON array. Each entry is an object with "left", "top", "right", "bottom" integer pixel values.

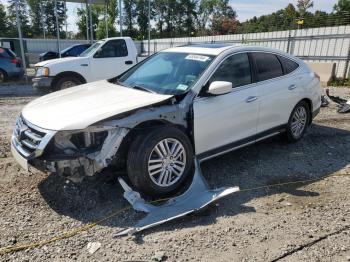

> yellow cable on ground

[{"left": 0, "top": 173, "right": 349, "bottom": 255}]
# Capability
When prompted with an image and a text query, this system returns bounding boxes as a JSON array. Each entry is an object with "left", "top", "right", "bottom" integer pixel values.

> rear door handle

[
  {"left": 288, "top": 84, "right": 297, "bottom": 90},
  {"left": 245, "top": 96, "right": 258, "bottom": 103},
  {"left": 80, "top": 64, "right": 88, "bottom": 67},
  {"left": 125, "top": 60, "right": 133, "bottom": 65}
]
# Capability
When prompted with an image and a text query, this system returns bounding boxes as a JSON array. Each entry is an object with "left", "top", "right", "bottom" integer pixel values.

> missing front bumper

[{"left": 115, "top": 158, "right": 240, "bottom": 236}]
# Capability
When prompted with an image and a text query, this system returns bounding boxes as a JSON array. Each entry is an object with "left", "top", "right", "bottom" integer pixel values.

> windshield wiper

[
  {"left": 115, "top": 79, "right": 128, "bottom": 87},
  {"left": 132, "top": 85, "right": 155, "bottom": 93}
]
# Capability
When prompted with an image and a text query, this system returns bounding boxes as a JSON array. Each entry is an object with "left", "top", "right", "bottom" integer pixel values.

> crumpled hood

[
  {"left": 22, "top": 80, "right": 172, "bottom": 130},
  {"left": 34, "top": 56, "right": 85, "bottom": 67}
]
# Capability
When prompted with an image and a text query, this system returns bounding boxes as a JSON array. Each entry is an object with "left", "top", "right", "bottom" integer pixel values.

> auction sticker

[{"left": 185, "top": 54, "right": 210, "bottom": 62}]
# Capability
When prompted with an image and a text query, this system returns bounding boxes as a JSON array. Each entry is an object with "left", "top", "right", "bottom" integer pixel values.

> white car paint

[
  {"left": 34, "top": 37, "right": 138, "bottom": 83},
  {"left": 13, "top": 44, "right": 322, "bottom": 184},
  {"left": 22, "top": 80, "right": 172, "bottom": 130}
]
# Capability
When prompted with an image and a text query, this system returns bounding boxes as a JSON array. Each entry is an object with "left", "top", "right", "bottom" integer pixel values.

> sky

[
  {"left": 1, "top": 0, "right": 338, "bottom": 33},
  {"left": 233, "top": 0, "right": 337, "bottom": 21}
]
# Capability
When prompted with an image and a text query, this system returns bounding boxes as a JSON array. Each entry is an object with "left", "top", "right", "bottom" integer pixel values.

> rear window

[
  {"left": 277, "top": 55, "right": 299, "bottom": 74},
  {"left": 252, "top": 52, "right": 283, "bottom": 82},
  {"left": 0, "top": 48, "right": 15, "bottom": 58}
]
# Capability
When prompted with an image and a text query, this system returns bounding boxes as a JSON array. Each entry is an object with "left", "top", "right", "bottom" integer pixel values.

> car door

[
  {"left": 251, "top": 52, "right": 301, "bottom": 134},
  {"left": 91, "top": 39, "right": 134, "bottom": 81},
  {"left": 193, "top": 52, "right": 259, "bottom": 158}
]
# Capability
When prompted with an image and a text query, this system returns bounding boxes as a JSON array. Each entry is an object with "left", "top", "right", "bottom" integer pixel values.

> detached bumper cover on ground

[{"left": 116, "top": 159, "right": 240, "bottom": 236}]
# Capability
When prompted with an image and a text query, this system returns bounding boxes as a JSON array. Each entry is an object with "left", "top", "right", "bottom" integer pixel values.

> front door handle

[
  {"left": 288, "top": 84, "right": 297, "bottom": 90},
  {"left": 80, "top": 64, "right": 88, "bottom": 67},
  {"left": 125, "top": 60, "right": 133, "bottom": 65},
  {"left": 245, "top": 96, "right": 258, "bottom": 103}
]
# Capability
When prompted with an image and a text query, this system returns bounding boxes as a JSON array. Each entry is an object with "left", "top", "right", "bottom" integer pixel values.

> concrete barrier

[{"left": 306, "top": 61, "right": 335, "bottom": 86}]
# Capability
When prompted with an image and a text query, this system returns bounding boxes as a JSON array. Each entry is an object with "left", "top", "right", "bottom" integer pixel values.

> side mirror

[{"left": 207, "top": 81, "right": 232, "bottom": 95}]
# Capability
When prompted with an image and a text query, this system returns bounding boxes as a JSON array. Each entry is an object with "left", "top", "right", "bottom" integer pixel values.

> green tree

[
  {"left": 76, "top": 5, "right": 101, "bottom": 39},
  {"left": 297, "top": 0, "right": 314, "bottom": 18},
  {"left": 43, "top": 1, "right": 66, "bottom": 38},
  {"left": 0, "top": 3, "right": 9, "bottom": 37},
  {"left": 27, "top": 0, "right": 43, "bottom": 37},
  {"left": 6, "top": 0, "right": 31, "bottom": 37},
  {"left": 333, "top": 0, "right": 350, "bottom": 25},
  {"left": 97, "top": 0, "right": 118, "bottom": 38},
  {"left": 123, "top": 0, "right": 137, "bottom": 37},
  {"left": 135, "top": 0, "right": 149, "bottom": 39}
]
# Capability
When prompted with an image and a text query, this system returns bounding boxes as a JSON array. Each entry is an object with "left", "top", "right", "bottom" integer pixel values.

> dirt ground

[{"left": 0, "top": 84, "right": 349, "bottom": 262}]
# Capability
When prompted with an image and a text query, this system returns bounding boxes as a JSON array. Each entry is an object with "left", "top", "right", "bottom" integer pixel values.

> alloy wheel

[
  {"left": 291, "top": 106, "right": 307, "bottom": 138},
  {"left": 148, "top": 138, "right": 186, "bottom": 187}
]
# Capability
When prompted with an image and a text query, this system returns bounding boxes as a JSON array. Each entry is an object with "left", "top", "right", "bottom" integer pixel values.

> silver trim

[
  {"left": 199, "top": 132, "right": 281, "bottom": 162},
  {"left": 12, "top": 116, "right": 56, "bottom": 159}
]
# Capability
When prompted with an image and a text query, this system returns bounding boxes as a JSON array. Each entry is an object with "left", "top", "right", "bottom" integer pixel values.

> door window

[
  {"left": 277, "top": 55, "right": 299, "bottom": 75},
  {"left": 209, "top": 53, "right": 251, "bottom": 88},
  {"left": 95, "top": 40, "right": 128, "bottom": 58},
  {"left": 252, "top": 52, "right": 283, "bottom": 81}
]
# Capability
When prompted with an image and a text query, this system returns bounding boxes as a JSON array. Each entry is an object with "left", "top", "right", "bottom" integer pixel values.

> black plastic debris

[{"left": 326, "top": 89, "right": 350, "bottom": 113}]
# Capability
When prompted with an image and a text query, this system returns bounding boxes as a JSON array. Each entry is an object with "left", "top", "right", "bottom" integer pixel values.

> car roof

[{"left": 161, "top": 44, "right": 293, "bottom": 57}]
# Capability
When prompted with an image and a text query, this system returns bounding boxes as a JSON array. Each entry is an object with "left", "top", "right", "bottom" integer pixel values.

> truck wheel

[
  {"left": 284, "top": 101, "right": 310, "bottom": 142},
  {"left": 127, "top": 126, "right": 194, "bottom": 197},
  {"left": 55, "top": 76, "right": 82, "bottom": 90},
  {"left": 0, "top": 69, "right": 7, "bottom": 83}
]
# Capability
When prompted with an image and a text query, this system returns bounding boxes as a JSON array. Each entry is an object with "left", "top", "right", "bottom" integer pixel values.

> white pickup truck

[{"left": 32, "top": 37, "right": 138, "bottom": 90}]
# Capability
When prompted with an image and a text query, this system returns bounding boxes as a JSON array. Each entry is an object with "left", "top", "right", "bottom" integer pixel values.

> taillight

[{"left": 314, "top": 72, "right": 320, "bottom": 81}]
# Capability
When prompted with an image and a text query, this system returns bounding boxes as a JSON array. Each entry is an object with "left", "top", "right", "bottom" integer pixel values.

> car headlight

[{"left": 36, "top": 67, "right": 49, "bottom": 77}]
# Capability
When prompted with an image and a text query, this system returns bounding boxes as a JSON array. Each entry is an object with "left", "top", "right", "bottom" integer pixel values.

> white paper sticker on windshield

[
  {"left": 185, "top": 54, "right": 210, "bottom": 62},
  {"left": 176, "top": 84, "right": 188, "bottom": 91}
]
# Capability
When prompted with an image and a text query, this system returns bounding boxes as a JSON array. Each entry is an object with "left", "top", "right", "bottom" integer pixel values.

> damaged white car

[{"left": 11, "top": 44, "right": 322, "bottom": 197}]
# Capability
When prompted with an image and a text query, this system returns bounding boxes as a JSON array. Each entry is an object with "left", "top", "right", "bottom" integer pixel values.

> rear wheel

[
  {"left": 284, "top": 101, "right": 310, "bottom": 142},
  {"left": 127, "top": 126, "right": 194, "bottom": 197},
  {"left": 0, "top": 69, "right": 7, "bottom": 83},
  {"left": 55, "top": 76, "right": 82, "bottom": 90}
]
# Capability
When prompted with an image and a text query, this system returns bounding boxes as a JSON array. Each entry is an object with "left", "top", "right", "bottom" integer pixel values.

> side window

[
  {"left": 96, "top": 40, "right": 128, "bottom": 58},
  {"left": 209, "top": 53, "right": 251, "bottom": 88},
  {"left": 277, "top": 55, "right": 299, "bottom": 75},
  {"left": 252, "top": 52, "right": 283, "bottom": 81},
  {"left": 67, "top": 46, "right": 79, "bottom": 56}
]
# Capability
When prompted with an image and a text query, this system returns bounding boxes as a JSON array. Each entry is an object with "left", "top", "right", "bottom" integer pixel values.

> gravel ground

[{"left": 0, "top": 84, "right": 349, "bottom": 262}]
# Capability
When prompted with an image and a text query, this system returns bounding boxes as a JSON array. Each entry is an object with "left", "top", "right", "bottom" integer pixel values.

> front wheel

[
  {"left": 55, "top": 76, "right": 82, "bottom": 90},
  {"left": 284, "top": 101, "right": 310, "bottom": 142},
  {"left": 127, "top": 126, "right": 194, "bottom": 197}
]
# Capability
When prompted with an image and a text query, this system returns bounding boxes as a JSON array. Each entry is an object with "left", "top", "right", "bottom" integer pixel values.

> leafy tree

[
  {"left": 43, "top": 1, "right": 66, "bottom": 38},
  {"left": 123, "top": 0, "right": 137, "bottom": 37},
  {"left": 6, "top": 0, "right": 31, "bottom": 37},
  {"left": 76, "top": 5, "right": 102, "bottom": 39},
  {"left": 0, "top": 3, "right": 9, "bottom": 37},
  {"left": 297, "top": 0, "right": 314, "bottom": 18},
  {"left": 333, "top": 0, "right": 350, "bottom": 25},
  {"left": 135, "top": 0, "right": 150, "bottom": 39},
  {"left": 27, "top": 0, "right": 43, "bottom": 37}
]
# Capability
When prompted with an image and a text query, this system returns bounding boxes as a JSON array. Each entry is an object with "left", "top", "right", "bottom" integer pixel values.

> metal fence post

[
  {"left": 343, "top": 43, "right": 350, "bottom": 80},
  {"left": 286, "top": 31, "right": 291, "bottom": 53}
]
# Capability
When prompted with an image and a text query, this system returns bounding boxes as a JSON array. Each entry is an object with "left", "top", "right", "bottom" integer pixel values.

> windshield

[
  {"left": 79, "top": 41, "right": 102, "bottom": 57},
  {"left": 118, "top": 52, "right": 215, "bottom": 95}
]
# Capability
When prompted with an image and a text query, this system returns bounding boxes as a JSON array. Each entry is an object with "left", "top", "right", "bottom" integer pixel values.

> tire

[
  {"left": 0, "top": 69, "right": 7, "bottom": 83},
  {"left": 284, "top": 101, "right": 310, "bottom": 143},
  {"left": 54, "top": 76, "right": 82, "bottom": 90},
  {"left": 127, "top": 126, "right": 194, "bottom": 197}
]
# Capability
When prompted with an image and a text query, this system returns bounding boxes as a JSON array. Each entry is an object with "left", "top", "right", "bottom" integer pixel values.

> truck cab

[{"left": 32, "top": 37, "right": 138, "bottom": 90}]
